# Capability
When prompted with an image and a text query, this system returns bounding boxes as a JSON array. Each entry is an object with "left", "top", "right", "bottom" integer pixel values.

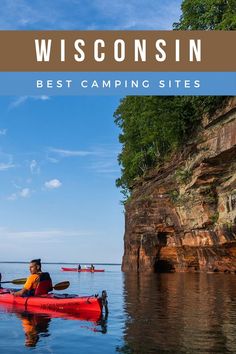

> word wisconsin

[{"left": 34, "top": 38, "right": 201, "bottom": 63}]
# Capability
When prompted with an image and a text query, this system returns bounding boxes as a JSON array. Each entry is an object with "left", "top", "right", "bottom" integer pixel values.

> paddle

[
  {"left": 0, "top": 278, "right": 70, "bottom": 290},
  {"left": 53, "top": 281, "right": 70, "bottom": 290},
  {"left": 0, "top": 278, "right": 27, "bottom": 285}
]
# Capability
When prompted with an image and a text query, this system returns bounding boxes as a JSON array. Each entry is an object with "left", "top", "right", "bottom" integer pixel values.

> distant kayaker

[
  {"left": 90, "top": 264, "right": 95, "bottom": 271},
  {"left": 12, "top": 259, "right": 52, "bottom": 297}
]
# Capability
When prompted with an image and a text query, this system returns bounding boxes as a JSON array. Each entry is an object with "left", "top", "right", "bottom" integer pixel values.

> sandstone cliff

[{"left": 122, "top": 97, "right": 236, "bottom": 272}]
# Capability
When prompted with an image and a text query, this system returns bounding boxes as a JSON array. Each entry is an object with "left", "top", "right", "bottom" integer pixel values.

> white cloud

[
  {"left": 19, "top": 188, "right": 30, "bottom": 198},
  {"left": 0, "top": 152, "right": 15, "bottom": 171},
  {"left": 7, "top": 187, "right": 31, "bottom": 200},
  {"left": 44, "top": 179, "right": 62, "bottom": 190},
  {"left": 30, "top": 159, "right": 40, "bottom": 174},
  {"left": 46, "top": 156, "right": 59, "bottom": 164},
  {"left": 49, "top": 148, "right": 97, "bottom": 157},
  {"left": 48, "top": 144, "right": 120, "bottom": 175},
  {"left": 48, "top": 145, "right": 120, "bottom": 159},
  {"left": 0, "top": 129, "right": 7, "bottom": 136},
  {"left": 9, "top": 95, "right": 50, "bottom": 109},
  {"left": 10, "top": 96, "right": 28, "bottom": 107},
  {"left": 7, "top": 193, "right": 17, "bottom": 201},
  {"left": 0, "top": 162, "right": 15, "bottom": 171},
  {"left": 38, "top": 95, "right": 49, "bottom": 101}
]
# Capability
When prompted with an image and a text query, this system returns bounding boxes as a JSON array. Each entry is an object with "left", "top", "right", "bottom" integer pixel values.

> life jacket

[{"left": 34, "top": 272, "right": 53, "bottom": 296}]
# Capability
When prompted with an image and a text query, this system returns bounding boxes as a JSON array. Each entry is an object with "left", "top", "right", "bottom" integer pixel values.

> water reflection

[
  {"left": 17, "top": 312, "right": 51, "bottom": 347},
  {"left": 121, "top": 273, "right": 236, "bottom": 353},
  {"left": 96, "top": 313, "right": 108, "bottom": 334},
  {"left": 0, "top": 304, "right": 108, "bottom": 348}
]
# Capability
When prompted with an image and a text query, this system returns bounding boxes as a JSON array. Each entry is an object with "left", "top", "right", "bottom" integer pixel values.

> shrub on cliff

[{"left": 114, "top": 96, "right": 229, "bottom": 195}]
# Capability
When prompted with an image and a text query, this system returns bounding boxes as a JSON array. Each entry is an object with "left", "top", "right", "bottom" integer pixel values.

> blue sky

[
  {"left": 0, "top": 0, "right": 181, "bottom": 30},
  {"left": 0, "top": 0, "right": 182, "bottom": 263}
]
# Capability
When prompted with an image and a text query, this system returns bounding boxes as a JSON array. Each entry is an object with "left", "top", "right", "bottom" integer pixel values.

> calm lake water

[{"left": 0, "top": 263, "right": 236, "bottom": 353}]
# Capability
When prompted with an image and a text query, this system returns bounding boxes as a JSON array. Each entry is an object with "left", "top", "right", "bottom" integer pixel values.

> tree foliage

[
  {"left": 114, "top": 96, "right": 228, "bottom": 195},
  {"left": 114, "top": 0, "right": 235, "bottom": 197},
  {"left": 173, "top": 0, "right": 236, "bottom": 30}
]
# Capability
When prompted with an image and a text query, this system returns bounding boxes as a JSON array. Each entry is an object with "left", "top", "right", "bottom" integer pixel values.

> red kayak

[
  {"left": 0, "top": 301, "right": 102, "bottom": 322},
  {"left": 0, "top": 288, "right": 106, "bottom": 317},
  {"left": 61, "top": 267, "right": 105, "bottom": 272}
]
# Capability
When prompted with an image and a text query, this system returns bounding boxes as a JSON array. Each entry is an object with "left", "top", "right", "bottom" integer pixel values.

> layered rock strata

[{"left": 122, "top": 97, "right": 236, "bottom": 272}]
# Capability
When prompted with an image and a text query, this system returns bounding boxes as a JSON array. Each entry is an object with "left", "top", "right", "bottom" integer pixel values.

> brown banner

[{"left": 0, "top": 31, "right": 235, "bottom": 71}]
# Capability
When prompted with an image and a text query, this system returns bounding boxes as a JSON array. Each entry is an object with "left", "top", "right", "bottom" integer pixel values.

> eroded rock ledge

[{"left": 122, "top": 97, "right": 236, "bottom": 273}]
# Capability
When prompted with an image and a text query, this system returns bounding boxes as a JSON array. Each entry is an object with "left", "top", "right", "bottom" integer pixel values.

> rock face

[{"left": 122, "top": 97, "right": 236, "bottom": 273}]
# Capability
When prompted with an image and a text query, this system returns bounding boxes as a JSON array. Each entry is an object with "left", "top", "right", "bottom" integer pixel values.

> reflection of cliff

[
  {"left": 118, "top": 273, "right": 236, "bottom": 353},
  {"left": 122, "top": 98, "right": 236, "bottom": 272}
]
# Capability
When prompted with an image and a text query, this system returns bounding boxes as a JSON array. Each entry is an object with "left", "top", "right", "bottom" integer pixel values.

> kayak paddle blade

[
  {"left": 53, "top": 281, "right": 70, "bottom": 290},
  {"left": 0, "top": 278, "right": 27, "bottom": 285},
  {"left": 11, "top": 278, "right": 27, "bottom": 284}
]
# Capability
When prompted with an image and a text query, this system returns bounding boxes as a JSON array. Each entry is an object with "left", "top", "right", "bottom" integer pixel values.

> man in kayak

[{"left": 12, "top": 259, "right": 52, "bottom": 297}]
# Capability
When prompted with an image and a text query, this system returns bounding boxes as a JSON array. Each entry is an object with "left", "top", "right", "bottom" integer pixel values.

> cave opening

[
  {"left": 154, "top": 232, "right": 174, "bottom": 273},
  {"left": 155, "top": 260, "right": 174, "bottom": 273}
]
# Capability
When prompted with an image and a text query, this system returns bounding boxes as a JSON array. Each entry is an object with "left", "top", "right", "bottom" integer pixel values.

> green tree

[
  {"left": 114, "top": 0, "right": 234, "bottom": 198},
  {"left": 173, "top": 0, "right": 236, "bottom": 30}
]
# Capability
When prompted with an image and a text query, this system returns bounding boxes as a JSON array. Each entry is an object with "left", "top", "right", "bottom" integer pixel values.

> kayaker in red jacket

[{"left": 12, "top": 259, "right": 52, "bottom": 297}]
